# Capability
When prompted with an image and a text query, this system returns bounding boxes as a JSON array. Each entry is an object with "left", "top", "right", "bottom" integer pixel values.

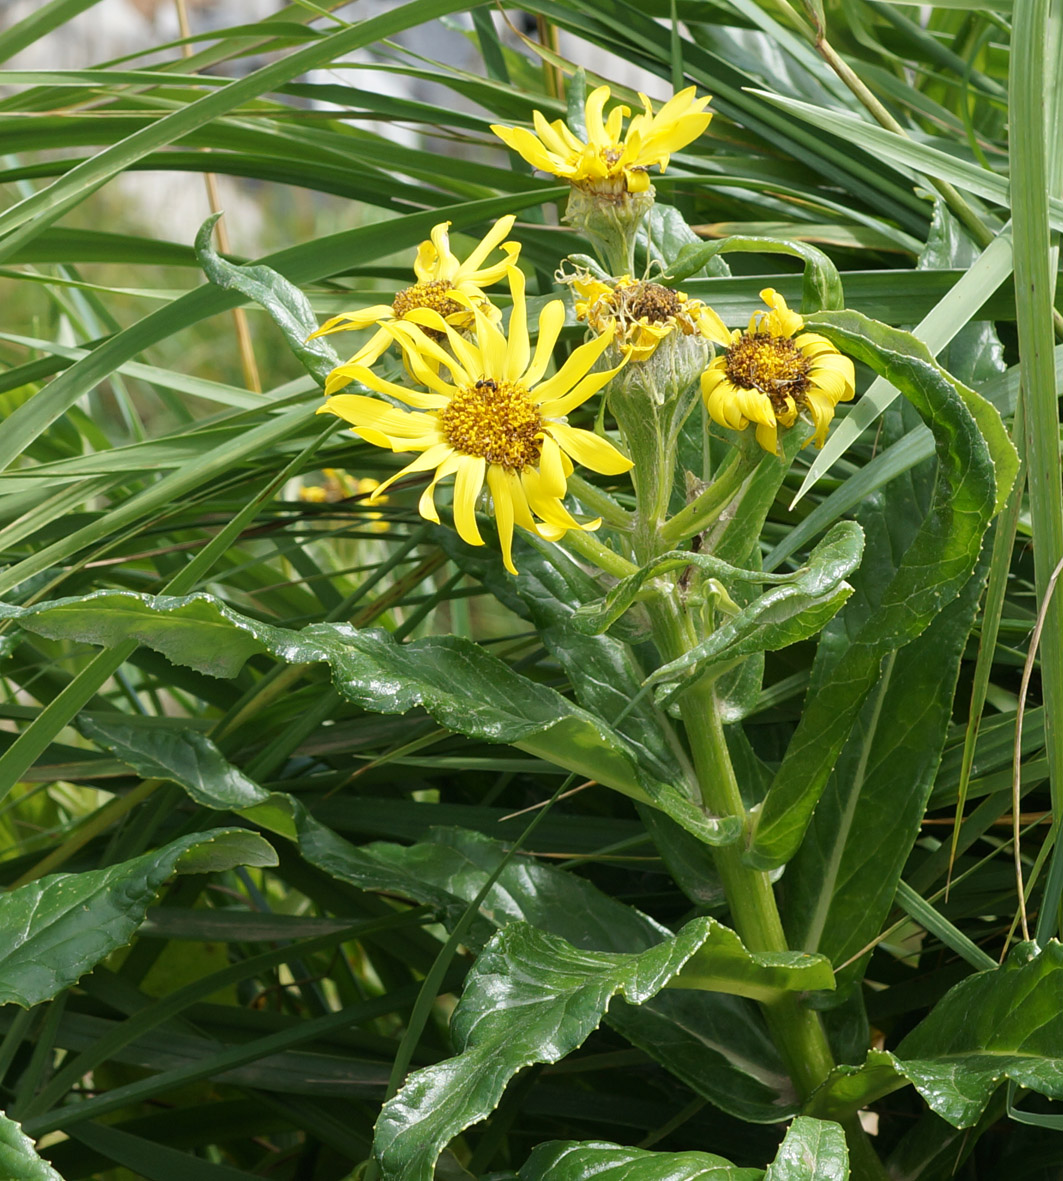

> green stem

[
  {"left": 646, "top": 597, "right": 885, "bottom": 1177},
  {"left": 566, "top": 472, "right": 633, "bottom": 529},
  {"left": 560, "top": 528, "right": 639, "bottom": 578},
  {"left": 661, "top": 448, "right": 751, "bottom": 547}
]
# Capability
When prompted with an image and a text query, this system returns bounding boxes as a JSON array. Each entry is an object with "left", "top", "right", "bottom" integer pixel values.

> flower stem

[
  {"left": 661, "top": 448, "right": 751, "bottom": 547},
  {"left": 646, "top": 597, "right": 854, "bottom": 1128},
  {"left": 561, "top": 528, "right": 639, "bottom": 578}
]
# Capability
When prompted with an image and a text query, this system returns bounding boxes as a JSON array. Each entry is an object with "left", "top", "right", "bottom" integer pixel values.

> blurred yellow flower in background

[
  {"left": 317, "top": 269, "right": 632, "bottom": 574},
  {"left": 311, "top": 217, "right": 520, "bottom": 381},
  {"left": 700, "top": 289, "right": 855, "bottom": 454},
  {"left": 491, "top": 86, "right": 712, "bottom": 195}
]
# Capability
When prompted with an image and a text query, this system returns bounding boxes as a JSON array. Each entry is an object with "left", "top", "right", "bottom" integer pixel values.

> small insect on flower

[
  {"left": 310, "top": 217, "right": 520, "bottom": 381},
  {"left": 491, "top": 86, "right": 712, "bottom": 197},
  {"left": 316, "top": 267, "right": 633, "bottom": 575},
  {"left": 700, "top": 289, "right": 856, "bottom": 455}
]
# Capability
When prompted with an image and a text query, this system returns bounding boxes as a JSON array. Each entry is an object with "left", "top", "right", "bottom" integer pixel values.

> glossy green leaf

[
  {"left": 195, "top": 213, "right": 340, "bottom": 387},
  {"left": 374, "top": 918, "right": 781, "bottom": 1181},
  {"left": 813, "top": 943, "right": 1063, "bottom": 1127},
  {"left": 80, "top": 714, "right": 265, "bottom": 808},
  {"left": 0, "top": 1112, "right": 63, "bottom": 1181},
  {"left": 782, "top": 416, "right": 992, "bottom": 979},
  {"left": 895, "top": 941, "right": 1063, "bottom": 1126},
  {"left": 748, "top": 311, "right": 1013, "bottom": 869},
  {"left": 764, "top": 1117, "right": 848, "bottom": 1181},
  {"left": 517, "top": 1139, "right": 762, "bottom": 1180},
  {"left": 645, "top": 522, "right": 863, "bottom": 699},
  {"left": 440, "top": 533, "right": 695, "bottom": 795},
  {"left": 0, "top": 828, "right": 277, "bottom": 1008},
  {"left": 1, "top": 591, "right": 736, "bottom": 845}
]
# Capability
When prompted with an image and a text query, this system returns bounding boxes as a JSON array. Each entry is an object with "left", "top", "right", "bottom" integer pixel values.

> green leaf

[
  {"left": 781, "top": 417, "right": 992, "bottom": 979},
  {"left": 1, "top": 591, "right": 737, "bottom": 846},
  {"left": 606, "top": 990, "right": 798, "bottom": 1123},
  {"left": 0, "top": 1111, "right": 64, "bottom": 1181},
  {"left": 517, "top": 1139, "right": 762, "bottom": 1180},
  {"left": 0, "top": 828, "right": 277, "bottom": 1008},
  {"left": 665, "top": 236, "right": 844, "bottom": 313},
  {"left": 80, "top": 714, "right": 265, "bottom": 808},
  {"left": 670, "top": 925, "right": 835, "bottom": 1002},
  {"left": 813, "top": 943, "right": 1063, "bottom": 1128},
  {"left": 644, "top": 522, "right": 864, "bottom": 700},
  {"left": 895, "top": 941, "right": 1063, "bottom": 1126},
  {"left": 373, "top": 918, "right": 784, "bottom": 1181},
  {"left": 572, "top": 550, "right": 812, "bottom": 638},
  {"left": 195, "top": 213, "right": 340, "bottom": 387},
  {"left": 747, "top": 311, "right": 1014, "bottom": 869},
  {"left": 764, "top": 1117, "right": 848, "bottom": 1181}
]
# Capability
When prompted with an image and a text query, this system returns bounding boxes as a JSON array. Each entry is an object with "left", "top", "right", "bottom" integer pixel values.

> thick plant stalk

[{"left": 1011, "top": 0, "right": 1063, "bottom": 945}]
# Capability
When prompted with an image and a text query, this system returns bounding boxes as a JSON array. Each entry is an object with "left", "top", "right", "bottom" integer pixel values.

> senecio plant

[
  {"left": 273, "top": 82, "right": 1018, "bottom": 1180},
  {"left": 4, "top": 67, "right": 1042, "bottom": 1181}
]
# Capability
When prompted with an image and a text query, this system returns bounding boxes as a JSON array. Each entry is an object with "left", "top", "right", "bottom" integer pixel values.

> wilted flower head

[
  {"left": 311, "top": 217, "right": 520, "bottom": 382},
  {"left": 569, "top": 272, "right": 720, "bottom": 362},
  {"left": 491, "top": 86, "right": 712, "bottom": 197},
  {"left": 700, "top": 289, "right": 856, "bottom": 455},
  {"left": 316, "top": 268, "right": 632, "bottom": 574}
]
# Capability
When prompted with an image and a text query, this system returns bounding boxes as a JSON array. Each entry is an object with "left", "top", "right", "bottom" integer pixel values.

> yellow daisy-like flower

[
  {"left": 491, "top": 86, "right": 712, "bottom": 196},
  {"left": 311, "top": 216, "right": 520, "bottom": 387},
  {"left": 316, "top": 268, "right": 633, "bottom": 574},
  {"left": 700, "top": 288, "right": 856, "bottom": 455},
  {"left": 571, "top": 273, "right": 719, "bottom": 361}
]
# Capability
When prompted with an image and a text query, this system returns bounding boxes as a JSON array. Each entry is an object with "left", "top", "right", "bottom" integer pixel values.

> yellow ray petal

[
  {"left": 503, "top": 266, "right": 529, "bottom": 383},
  {"left": 547, "top": 422, "right": 633, "bottom": 475},
  {"left": 458, "top": 214, "right": 516, "bottom": 277},
  {"left": 584, "top": 86, "right": 612, "bottom": 148},
  {"left": 374, "top": 442, "right": 456, "bottom": 501},
  {"left": 452, "top": 454, "right": 486, "bottom": 546},
  {"left": 531, "top": 326, "right": 617, "bottom": 410},
  {"left": 493, "top": 124, "right": 570, "bottom": 175},
  {"left": 538, "top": 432, "right": 567, "bottom": 499},
  {"left": 523, "top": 298, "right": 566, "bottom": 387},
  {"left": 318, "top": 394, "right": 433, "bottom": 438},
  {"left": 418, "top": 450, "right": 463, "bottom": 523},
  {"left": 334, "top": 357, "right": 449, "bottom": 410},
  {"left": 308, "top": 306, "right": 394, "bottom": 339},
  {"left": 486, "top": 464, "right": 518, "bottom": 575}
]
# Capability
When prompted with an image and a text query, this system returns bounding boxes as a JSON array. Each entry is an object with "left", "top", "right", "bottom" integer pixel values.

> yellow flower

[
  {"left": 316, "top": 268, "right": 633, "bottom": 574},
  {"left": 311, "top": 216, "right": 520, "bottom": 383},
  {"left": 298, "top": 470, "right": 390, "bottom": 531},
  {"left": 700, "top": 289, "right": 855, "bottom": 455},
  {"left": 571, "top": 273, "right": 719, "bottom": 361},
  {"left": 491, "top": 86, "right": 712, "bottom": 195}
]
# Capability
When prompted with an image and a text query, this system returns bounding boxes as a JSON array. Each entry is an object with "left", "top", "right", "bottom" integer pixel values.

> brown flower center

[
  {"left": 439, "top": 380, "right": 543, "bottom": 470},
  {"left": 624, "top": 282, "right": 683, "bottom": 323},
  {"left": 391, "top": 280, "right": 465, "bottom": 333},
  {"left": 724, "top": 332, "right": 811, "bottom": 413}
]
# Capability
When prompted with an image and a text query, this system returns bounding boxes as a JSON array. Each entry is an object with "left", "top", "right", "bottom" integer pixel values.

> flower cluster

[{"left": 312, "top": 86, "right": 856, "bottom": 573}]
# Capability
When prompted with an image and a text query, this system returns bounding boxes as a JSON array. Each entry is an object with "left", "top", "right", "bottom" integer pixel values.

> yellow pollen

[
  {"left": 392, "top": 280, "right": 465, "bottom": 326},
  {"left": 724, "top": 332, "right": 811, "bottom": 412},
  {"left": 439, "top": 381, "right": 543, "bottom": 470}
]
